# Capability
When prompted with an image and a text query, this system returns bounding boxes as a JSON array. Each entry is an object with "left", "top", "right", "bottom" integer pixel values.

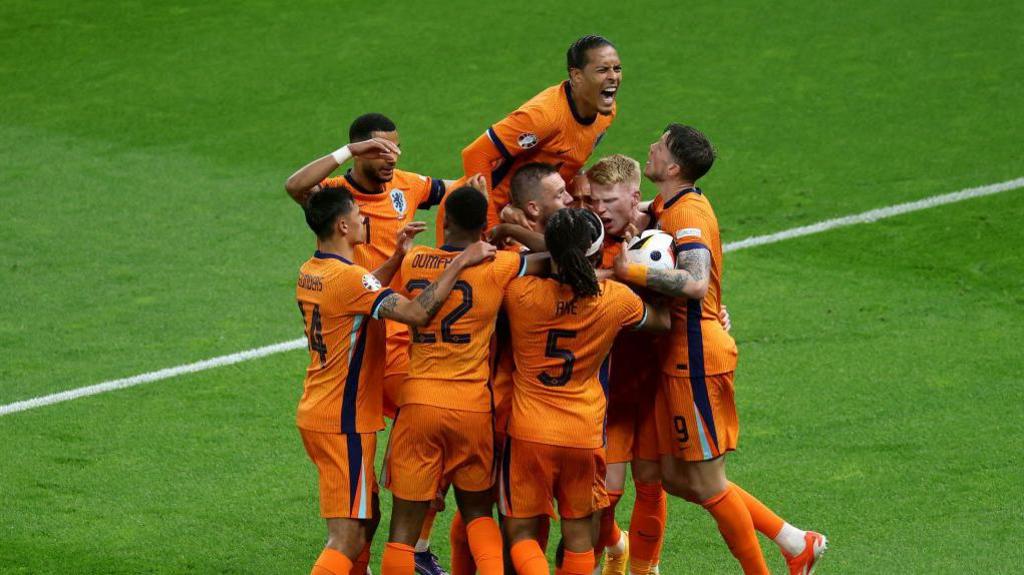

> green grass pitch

[{"left": 1, "top": 1, "right": 1022, "bottom": 573}]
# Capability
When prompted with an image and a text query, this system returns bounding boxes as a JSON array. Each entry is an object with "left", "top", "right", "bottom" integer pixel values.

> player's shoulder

[{"left": 391, "top": 169, "right": 429, "bottom": 187}]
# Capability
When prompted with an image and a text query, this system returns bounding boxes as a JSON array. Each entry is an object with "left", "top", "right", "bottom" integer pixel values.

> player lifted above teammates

[
  {"left": 614, "top": 125, "right": 826, "bottom": 575},
  {"left": 500, "top": 208, "right": 670, "bottom": 575},
  {"left": 295, "top": 187, "right": 494, "bottom": 575},
  {"left": 438, "top": 35, "right": 619, "bottom": 240}
]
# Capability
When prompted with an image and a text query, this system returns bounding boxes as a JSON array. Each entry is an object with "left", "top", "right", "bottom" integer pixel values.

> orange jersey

[
  {"left": 466, "top": 81, "right": 616, "bottom": 227},
  {"left": 505, "top": 277, "right": 646, "bottom": 449},
  {"left": 295, "top": 251, "right": 394, "bottom": 433},
  {"left": 398, "top": 246, "right": 526, "bottom": 412},
  {"left": 598, "top": 238, "right": 664, "bottom": 406},
  {"left": 656, "top": 187, "right": 737, "bottom": 376},
  {"left": 320, "top": 169, "right": 446, "bottom": 270},
  {"left": 320, "top": 169, "right": 445, "bottom": 379}
]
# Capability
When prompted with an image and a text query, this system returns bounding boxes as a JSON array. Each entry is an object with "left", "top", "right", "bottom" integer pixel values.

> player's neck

[
  {"left": 350, "top": 165, "right": 386, "bottom": 193},
  {"left": 442, "top": 230, "right": 478, "bottom": 250},
  {"left": 569, "top": 87, "right": 598, "bottom": 122},
  {"left": 656, "top": 179, "right": 697, "bottom": 201},
  {"left": 317, "top": 237, "right": 355, "bottom": 261}
]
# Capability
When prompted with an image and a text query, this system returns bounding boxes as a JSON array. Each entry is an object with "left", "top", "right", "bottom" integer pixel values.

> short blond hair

[{"left": 585, "top": 154, "right": 641, "bottom": 187}]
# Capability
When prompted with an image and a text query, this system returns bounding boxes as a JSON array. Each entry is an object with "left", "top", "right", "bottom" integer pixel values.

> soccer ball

[{"left": 626, "top": 229, "right": 675, "bottom": 270}]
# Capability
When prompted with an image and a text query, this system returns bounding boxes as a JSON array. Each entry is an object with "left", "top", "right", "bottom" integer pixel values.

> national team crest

[
  {"left": 390, "top": 189, "right": 407, "bottom": 216},
  {"left": 518, "top": 132, "right": 538, "bottom": 149}
]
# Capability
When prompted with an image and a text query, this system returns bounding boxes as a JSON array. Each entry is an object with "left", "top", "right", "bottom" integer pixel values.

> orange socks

[
  {"left": 510, "top": 539, "right": 549, "bottom": 575},
  {"left": 630, "top": 481, "right": 667, "bottom": 574},
  {"left": 311, "top": 547, "right": 353, "bottom": 575},
  {"left": 380, "top": 542, "right": 415, "bottom": 575},
  {"left": 449, "top": 511, "right": 476, "bottom": 575},
  {"left": 466, "top": 516, "right": 504, "bottom": 575},
  {"left": 556, "top": 549, "right": 595, "bottom": 575},
  {"left": 730, "top": 482, "right": 785, "bottom": 537},
  {"left": 701, "top": 486, "right": 769, "bottom": 575}
]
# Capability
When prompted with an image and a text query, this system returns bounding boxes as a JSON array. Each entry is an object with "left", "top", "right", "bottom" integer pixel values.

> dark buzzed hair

[
  {"left": 510, "top": 162, "right": 559, "bottom": 208},
  {"left": 349, "top": 113, "right": 396, "bottom": 143},
  {"left": 566, "top": 35, "right": 615, "bottom": 72},
  {"left": 444, "top": 186, "right": 488, "bottom": 232},
  {"left": 305, "top": 187, "right": 355, "bottom": 239},
  {"left": 663, "top": 124, "right": 716, "bottom": 181}
]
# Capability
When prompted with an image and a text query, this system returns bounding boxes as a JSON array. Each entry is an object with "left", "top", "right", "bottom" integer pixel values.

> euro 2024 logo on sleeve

[
  {"left": 361, "top": 273, "right": 382, "bottom": 292},
  {"left": 517, "top": 132, "right": 538, "bottom": 149},
  {"left": 390, "top": 189, "right": 407, "bottom": 217}
]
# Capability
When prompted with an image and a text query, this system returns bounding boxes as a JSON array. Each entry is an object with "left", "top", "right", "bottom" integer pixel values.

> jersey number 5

[
  {"left": 405, "top": 279, "right": 473, "bottom": 344},
  {"left": 539, "top": 329, "right": 577, "bottom": 387}
]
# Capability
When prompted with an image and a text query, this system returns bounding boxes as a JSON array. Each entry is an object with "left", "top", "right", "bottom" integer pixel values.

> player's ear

[{"left": 526, "top": 200, "right": 541, "bottom": 219}]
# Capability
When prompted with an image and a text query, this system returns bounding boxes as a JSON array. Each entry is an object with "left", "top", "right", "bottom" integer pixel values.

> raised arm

[
  {"left": 284, "top": 138, "right": 401, "bottom": 205},
  {"left": 371, "top": 221, "right": 427, "bottom": 285},
  {"left": 376, "top": 241, "right": 496, "bottom": 326}
]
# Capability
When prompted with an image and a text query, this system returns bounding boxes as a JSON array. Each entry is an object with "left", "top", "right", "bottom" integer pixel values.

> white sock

[
  {"left": 414, "top": 538, "right": 430, "bottom": 553},
  {"left": 608, "top": 529, "right": 627, "bottom": 557},
  {"left": 774, "top": 522, "right": 807, "bottom": 555}
]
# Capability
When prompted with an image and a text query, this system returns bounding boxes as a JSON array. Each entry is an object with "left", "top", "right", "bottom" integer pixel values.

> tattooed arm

[
  {"left": 375, "top": 241, "right": 497, "bottom": 326},
  {"left": 615, "top": 245, "right": 711, "bottom": 300}
]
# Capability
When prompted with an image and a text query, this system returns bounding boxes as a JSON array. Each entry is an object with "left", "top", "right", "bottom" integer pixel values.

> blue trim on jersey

[
  {"left": 346, "top": 433, "right": 363, "bottom": 516},
  {"left": 487, "top": 127, "right": 515, "bottom": 161},
  {"left": 516, "top": 253, "right": 527, "bottom": 277},
  {"left": 419, "top": 178, "right": 447, "bottom": 209},
  {"left": 340, "top": 316, "right": 369, "bottom": 433},
  {"left": 662, "top": 187, "right": 702, "bottom": 210},
  {"left": 673, "top": 242, "right": 711, "bottom": 256},
  {"left": 563, "top": 81, "right": 596, "bottom": 126},
  {"left": 314, "top": 250, "right": 353, "bottom": 265},
  {"left": 344, "top": 170, "right": 380, "bottom": 195},
  {"left": 439, "top": 244, "right": 465, "bottom": 252},
  {"left": 686, "top": 298, "right": 719, "bottom": 449},
  {"left": 370, "top": 288, "right": 395, "bottom": 320}
]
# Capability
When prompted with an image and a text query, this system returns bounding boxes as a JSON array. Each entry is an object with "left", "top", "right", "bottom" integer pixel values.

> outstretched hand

[{"left": 394, "top": 221, "right": 427, "bottom": 257}]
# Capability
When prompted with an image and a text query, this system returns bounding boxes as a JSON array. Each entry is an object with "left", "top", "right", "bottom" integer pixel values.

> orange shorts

[
  {"left": 382, "top": 323, "right": 410, "bottom": 420},
  {"left": 606, "top": 399, "right": 661, "bottom": 463},
  {"left": 499, "top": 437, "right": 608, "bottom": 520},
  {"left": 383, "top": 404, "right": 495, "bottom": 501},
  {"left": 655, "top": 372, "right": 739, "bottom": 461},
  {"left": 299, "top": 429, "right": 378, "bottom": 519}
]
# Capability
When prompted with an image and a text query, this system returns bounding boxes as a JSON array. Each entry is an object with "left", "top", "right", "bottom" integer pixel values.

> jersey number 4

[
  {"left": 539, "top": 329, "right": 577, "bottom": 387},
  {"left": 297, "top": 301, "right": 328, "bottom": 367},
  {"left": 405, "top": 279, "right": 473, "bottom": 344}
]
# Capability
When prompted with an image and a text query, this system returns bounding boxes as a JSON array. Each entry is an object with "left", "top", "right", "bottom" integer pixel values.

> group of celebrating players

[{"left": 286, "top": 35, "right": 827, "bottom": 575}]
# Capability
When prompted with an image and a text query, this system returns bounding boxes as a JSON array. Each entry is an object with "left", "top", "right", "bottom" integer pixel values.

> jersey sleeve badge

[
  {"left": 517, "top": 132, "right": 539, "bottom": 149},
  {"left": 361, "top": 273, "right": 383, "bottom": 291}
]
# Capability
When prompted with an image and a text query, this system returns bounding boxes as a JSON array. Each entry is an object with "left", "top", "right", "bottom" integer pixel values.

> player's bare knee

[{"left": 632, "top": 459, "right": 661, "bottom": 484}]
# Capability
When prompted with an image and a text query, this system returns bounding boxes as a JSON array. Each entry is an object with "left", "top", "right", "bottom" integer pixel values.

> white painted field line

[
  {"left": 0, "top": 339, "right": 306, "bottom": 416},
  {"left": 1, "top": 176, "right": 1022, "bottom": 417},
  {"left": 723, "top": 177, "right": 1024, "bottom": 252}
]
